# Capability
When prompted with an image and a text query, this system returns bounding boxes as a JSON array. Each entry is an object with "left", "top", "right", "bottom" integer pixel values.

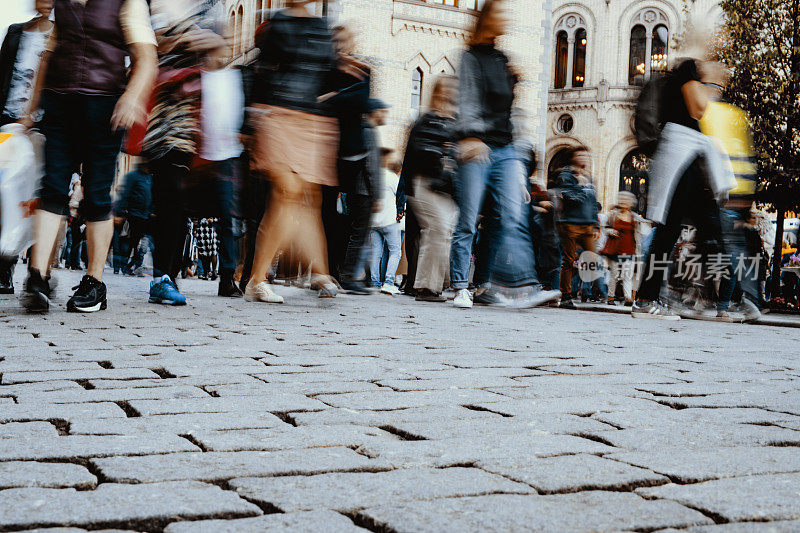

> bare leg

[
  {"left": 292, "top": 182, "right": 330, "bottom": 277},
  {"left": 85, "top": 219, "right": 114, "bottom": 281},
  {"left": 31, "top": 210, "right": 66, "bottom": 276},
  {"left": 248, "top": 169, "right": 302, "bottom": 285}
]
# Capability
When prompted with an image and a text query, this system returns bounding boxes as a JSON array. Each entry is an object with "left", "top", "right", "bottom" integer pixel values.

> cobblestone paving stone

[{"left": 0, "top": 270, "right": 798, "bottom": 531}]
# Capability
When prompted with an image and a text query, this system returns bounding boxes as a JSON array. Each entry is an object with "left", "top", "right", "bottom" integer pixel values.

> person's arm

[
  {"left": 681, "top": 80, "right": 709, "bottom": 121},
  {"left": 454, "top": 51, "right": 490, "bottom": 163},
  {"left": 111, "top": 42, "right": 157, "bottom": 130}
]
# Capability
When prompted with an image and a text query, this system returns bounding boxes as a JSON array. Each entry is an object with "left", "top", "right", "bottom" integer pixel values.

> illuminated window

[
  {"left": 552, "top": 14, "right": 588, "bottom": 89},
  {"left": 628, "top": 9, "right": 670, "bottom": 86}
]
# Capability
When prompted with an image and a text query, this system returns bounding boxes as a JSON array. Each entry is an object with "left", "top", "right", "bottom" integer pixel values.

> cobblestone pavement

[{"left": 1, "top": 269, "right": 799, "bottom": 532}]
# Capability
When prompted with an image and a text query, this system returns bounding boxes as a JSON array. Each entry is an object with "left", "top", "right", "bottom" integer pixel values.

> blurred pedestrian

[
  {"left": 20, "top": 0, "right": 157, "bottom": 313},
  {"left": 246, "top": 0, "right": 341, "bottom": 303},
  {"left": 369, "top": 148, "right": 402, "bottom": 295},
  {"left": 602, "top": 192, "right": 639, "bottom": 306}
]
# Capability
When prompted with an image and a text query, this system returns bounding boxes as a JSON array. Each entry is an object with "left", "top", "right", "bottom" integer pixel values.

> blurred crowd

[{"left": 0, "top": 0, "right": 794, "bottom": 322}]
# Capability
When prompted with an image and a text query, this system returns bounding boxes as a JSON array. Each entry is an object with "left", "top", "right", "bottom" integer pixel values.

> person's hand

[
  {"left": 17, "top": 115, "right": 34, "bottom": 130},
  {"left": 182, "top": 28, "right": 226, "bottom": 53},
  {"left": 539, "top": 200, "right": 553, "bottom": 211},
  {"left": 338, "top": 54, "right": 369, "bottom": 80},
  {"left": 372, "top": 200, "right": 383, "bottom": 213},
  {"left": 607, "top": 229, "right": 619, "bottom": 238},
  {"left": 458, "top": 138, "right": 490, "bottom": 164},
  {"left": 522, "top": 186, "right": 531, "bottom": 205},
  {"left": 113, "top": 216, "right": 125, "bottom": 227},
  {"left": 111, "top": 93, "right": 146, "bottom": 131},
  {"left": 396, "top": 211, "right": 405, "bottom": 223}
]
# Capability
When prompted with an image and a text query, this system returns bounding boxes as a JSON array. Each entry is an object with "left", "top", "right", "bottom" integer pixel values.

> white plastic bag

[{"left": 0, "top": 123, "right": 42, "bottom": 258}]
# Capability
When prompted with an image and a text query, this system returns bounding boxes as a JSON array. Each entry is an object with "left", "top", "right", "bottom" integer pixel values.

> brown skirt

[{"left": 252, "top": 104, "right": 339, "bottom": 187}]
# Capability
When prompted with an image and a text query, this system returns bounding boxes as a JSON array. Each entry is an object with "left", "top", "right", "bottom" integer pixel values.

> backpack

[{"left": 633, "top": 74, "right": 669, "bottom": 157}]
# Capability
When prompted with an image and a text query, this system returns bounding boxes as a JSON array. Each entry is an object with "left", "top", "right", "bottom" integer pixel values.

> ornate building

[
  {"left": 546, "top": 0, "right": 721, "bottom": 213},
  {"left": 221, "top": 0, "right": 552, "bottom": 160}
]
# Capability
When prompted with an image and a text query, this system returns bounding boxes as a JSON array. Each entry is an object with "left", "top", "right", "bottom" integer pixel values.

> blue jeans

[
  {"left": 450, "top": 144, "right": 533, "bottom": 290},
  {"left": 718, "top": 209, "right": 759, "bottom": 311},
  {"left": 369, "top": 223, "right": 402, "bottom": 287}
]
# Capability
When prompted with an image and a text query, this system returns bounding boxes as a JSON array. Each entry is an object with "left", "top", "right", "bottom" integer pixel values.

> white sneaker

[
  {"left": 244, "top": 282, "right": 284, "bottom": 304},
  {"left": 453, "top": 289, "right": 473, "bottom": 309},
  {"left": 380, "top": 283, "right": 400, "bottom": 295},
  {"left": 740, "top": 299, "right": 761, "bottom": 323}
]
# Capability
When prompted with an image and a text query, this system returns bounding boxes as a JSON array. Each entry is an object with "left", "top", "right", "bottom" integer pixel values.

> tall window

[
  {"left": 410, "top": 68, "right": 423, "bottom": 119},
  {"left": 256, "top": 0, "right": 263, "bottom": 27},
  {"left": 619, "top": 149, "right": 650, "bottom": 214},
  {"left": 236, "top": 6, "right": 244, "bottom": 55},
  {"left": 573, "top": 29, "right": 587, "bottom": 87},
  {"left": 628, "top": 8, "right": 670, "bottom": 86},
  {"left": 554, "top": 31, "right": 568, "bottom": 89},
  {"left": 552, "top": 14, "right": 588, "bottom": 90}
]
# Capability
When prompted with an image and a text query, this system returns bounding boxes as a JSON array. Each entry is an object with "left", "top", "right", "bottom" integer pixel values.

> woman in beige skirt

[{"left": 245, "top": 0, "right": 343, "bottom": 303}]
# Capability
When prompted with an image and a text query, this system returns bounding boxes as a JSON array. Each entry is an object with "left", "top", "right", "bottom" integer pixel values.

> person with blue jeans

[
  {"left": 449, "top": 0, "right": 560, "bottom": 309},
  {"left": 369, "top": 150, "right": 403, "bottom": 294},
  {"left": 716, "top": 208, "right": 761, "bottom": 321}
]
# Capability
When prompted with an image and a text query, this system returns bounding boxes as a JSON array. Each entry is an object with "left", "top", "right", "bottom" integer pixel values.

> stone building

[
  {"left": 546, "top": 0, "right": 721, "bottom": 213},
  {"left": 221, "top": 0, "right": 552, "bottom": 162}
]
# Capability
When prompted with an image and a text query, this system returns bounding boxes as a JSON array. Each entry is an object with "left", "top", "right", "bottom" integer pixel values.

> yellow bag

[{"left": 699, "top": 102, "right": 757, "bottom": 197}]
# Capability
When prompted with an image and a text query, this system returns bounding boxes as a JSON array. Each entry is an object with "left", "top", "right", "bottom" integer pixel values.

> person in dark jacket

[
  {"left": 339, "top": 98, "right": 388, "bottom": 294},
  {"left": 403, "top": 76, "right": 458, "bottom": 302},
  {"left": 21, "top": 0, "right": 157, "bottom": 314},
  {"left": 113, "top": 163, "right": 153, "bottom": 276},
  {"left": 555, "top": 147, "right": 599, "bottom": 308},
  {"left": 0, "top": 0, "right": 53, "bottom": 295}
]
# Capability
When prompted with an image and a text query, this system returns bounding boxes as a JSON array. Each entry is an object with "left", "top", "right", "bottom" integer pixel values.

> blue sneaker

[{"left": 149, "top": 275, "right": 187, "bottom": 305}]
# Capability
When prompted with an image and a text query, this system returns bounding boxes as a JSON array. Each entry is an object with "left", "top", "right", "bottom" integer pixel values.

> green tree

[{"left": 717, "top": 0, "right": 800, "bottom": 296}]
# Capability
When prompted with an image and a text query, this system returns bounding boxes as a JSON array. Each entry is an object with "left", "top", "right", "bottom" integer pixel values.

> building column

[
  {"left": 565, "top": 36, "right": 575, "bottom": 89},
  {"left": 644, "top": 33, "right": 653, "bottom": 79}
]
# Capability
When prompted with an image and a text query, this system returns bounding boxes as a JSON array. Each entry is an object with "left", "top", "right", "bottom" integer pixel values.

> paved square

[{"left": 1, "top": 270, "right": 798, "bottom": 531}]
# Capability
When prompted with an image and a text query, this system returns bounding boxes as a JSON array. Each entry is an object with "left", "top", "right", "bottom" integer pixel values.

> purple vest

[{"left": 46, "top": 0, "right": 128, "bottom": 95}]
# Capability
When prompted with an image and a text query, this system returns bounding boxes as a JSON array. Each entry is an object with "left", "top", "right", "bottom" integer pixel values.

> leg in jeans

[
  {"left": 81, "top": 95, "right": 123, "bottom": 282},
  {"left": 403, "top": 203, "right": 421, "bottom": 293},
  {"left": 341, "top": 194, "right": 373, "bottom": 282},
  {"left": 450, "top": 158, "right": 490, "bottom": 290},
  {"left": 368, "top": 228, "right": 385, "bottom": 287},
  {"left": 34, "top": 92, "right": 77, "bottom": 276},
  {"left": 150, "top": 151, "right": 192, "bottom": 280},
  {"left": 382, "top": 223, "right": 402, "bottom": 286},
  {"left": 212, "top": 159, "right": 239, "bottom": 277}
]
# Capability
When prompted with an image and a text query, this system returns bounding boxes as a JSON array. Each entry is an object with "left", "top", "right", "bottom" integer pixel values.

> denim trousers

[
  {"left": 39, "top": 92, "right": 123, "bottom": 222},
  {"left": 369, "top": 223, "right": 402, "bottom": 287},
  {"left": 718, "top": 209, "right": 759, "bottom": 310},
  {"left": 450, "top": 144, "right": 535, "bottom": 290}
]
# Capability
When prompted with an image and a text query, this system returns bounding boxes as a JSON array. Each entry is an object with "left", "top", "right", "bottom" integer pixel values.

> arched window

[
  {"left": 619, "top": 150, "right": 650, "bottom": 214},
  {"left": 256, "top": 0, "right": 263, "bottom": 27},
  {"left": 554, "top": 31, "right": 568, "bottom": 89},
  {"left": 628, "top": 8, "right": 670, "bottom": 86},
  {"left": 230, "top": 11, "right": 237, "bottom": 55},
  {"left": 236, "top": 6, "right": 244, "bottom": 55},
  {"left": 548, "top": 148, "right": 575, "bottom": 187},
  {"left": 573, "top": 28, "right": 587, "bottom": 87},
  {"left": 552, "top": 14, "right": 588, "bottom": 90},
  {"left": 410, "top": 68, "right": 423, "bottom": 119}
]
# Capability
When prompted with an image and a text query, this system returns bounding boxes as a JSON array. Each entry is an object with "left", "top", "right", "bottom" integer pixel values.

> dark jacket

[
  {"left": 330, "top": 68, "right": 371, "bottom": 158},
  {"left": 454, "top": 44, "right": 516, "bottom": 146},
  {"left": 0, "top": 23, "right": 24, "bottom": 115},
  {"left": 555, "top": 168, "right": 599, "bottom": 227},
  {"left": 253, "top": 10, "right": 337, "bottom": 116},
  {"left": 399, "top": 110, "right": 456, "bottom": 203},
  {"left": 46, "top": 0, "right": 129, "bottom": 95},
  {"left": 114, "top": 170, "right": 152, "bottom": 220}
]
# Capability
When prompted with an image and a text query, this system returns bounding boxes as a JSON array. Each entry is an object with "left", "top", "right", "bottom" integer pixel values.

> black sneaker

[
  {"left": 21, "top": 269, "right": 51, "bottom": 313},
  {"left": 415, "top": 289, "right": 447, "bottom": 302},
  {"left": 0, "top": 260, "right": 14, "bottom": 295},
  {"left": 218, "top": 275, "right": 243, "bottom": 298},
  {"left": 340, "top": 279, "right": 374, "bottom": 295},
  {"left": 560, "top": 298, "right": 577, "bottom": 309},
  {"left": 67, "top": 275, "right": 107, "bottom": 313},
  {"left": 473, "top": 288, "right": 507, "bottom": 306}
]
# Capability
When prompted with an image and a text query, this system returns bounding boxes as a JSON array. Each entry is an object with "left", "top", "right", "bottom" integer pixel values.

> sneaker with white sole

[
  {"left": 245, "top": 281, "right": 284, "bottom": 303},
  {"left": 516, "top": 288, "right": 562, "bottom": 309},
  {"left": 453, "top": 288, "right": 473, "bottom": 308},
  {"left": 380, "top": 283, "right": 400, "bottom": 295},
  {"left": 631, "top": 300, "right": 681, "bottom": 320},
  {"left": 740, "top": 298, "right": 761, "bottom": 323}
]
